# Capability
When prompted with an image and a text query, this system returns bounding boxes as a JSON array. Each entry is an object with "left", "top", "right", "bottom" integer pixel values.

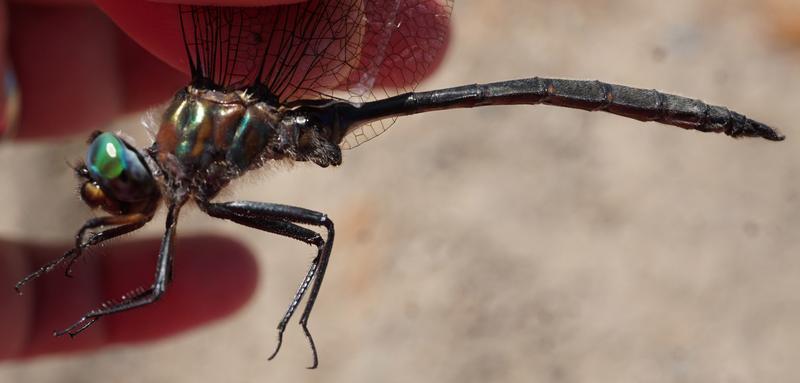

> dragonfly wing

[{"left": 178, "top": 0, "right": 452, "bottom": 149}]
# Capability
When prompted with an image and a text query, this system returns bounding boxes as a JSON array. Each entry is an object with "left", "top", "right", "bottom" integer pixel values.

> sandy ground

[{"left": 2, "top": 0, "right": 800, "bottom": 382}]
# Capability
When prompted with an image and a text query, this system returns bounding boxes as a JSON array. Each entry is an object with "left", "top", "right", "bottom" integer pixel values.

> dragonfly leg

[
  {"left": 200, "top": 200, "right": 334, "bottom": 369},
  {"left": 15, "top": 213, "right": 151, "bottom": 294},
  {"left": 54, "top": 205, "right": 179, "bottom": 337},
  {"left": 64, "top": 214, "right": 153, "bottom": 277}
]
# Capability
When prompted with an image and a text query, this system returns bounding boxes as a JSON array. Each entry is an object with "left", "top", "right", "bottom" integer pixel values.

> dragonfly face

[{"left": 79, "top": 131, "right": 160, "bottom": 216}]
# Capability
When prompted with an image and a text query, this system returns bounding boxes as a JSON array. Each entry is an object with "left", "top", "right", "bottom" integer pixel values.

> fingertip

[
  {"left": 152, "top": 0, "right": 304, "bottom": 5},
  {"left": 94, "top": 1, "right": 190, "bottom": 77},
  {"left": 9, "top": 5, "right": 122, "bottom": 139},
  {"left": 7, "top": 235, "right": 257, "bottom": 359},
  {"left": 116, "top": 33, "right": 188, "bottom": 113},
  {"left": 360, "top": 0, "right": 452, "bottom": 90},
  {"left": 98, "top": 0, "right": 452, "bottom": 92}
]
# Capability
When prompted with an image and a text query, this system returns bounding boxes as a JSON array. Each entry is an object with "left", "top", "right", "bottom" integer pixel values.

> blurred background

[{"left": 2, "top": 0, "right": 800, "bottom": 381}]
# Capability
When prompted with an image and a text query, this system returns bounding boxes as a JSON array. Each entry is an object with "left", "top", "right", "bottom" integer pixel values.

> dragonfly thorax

[{"left": 152, "top": 87, "right": 342, "bottom": 199}]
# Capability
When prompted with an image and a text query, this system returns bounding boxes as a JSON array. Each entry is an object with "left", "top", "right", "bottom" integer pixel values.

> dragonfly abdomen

[{"left": 343, "top": 78, "right": 783, "bottom": 142}]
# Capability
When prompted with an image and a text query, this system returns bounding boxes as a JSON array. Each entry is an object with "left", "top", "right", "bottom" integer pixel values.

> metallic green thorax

[
  {"left": 161, "top": 89, "right": 283, "bottom": 173},
  {"left": 155, "top": 87, "right": 343, "bottom": 200},
  {"left": 87, "top": 132, "right": 127, "bottom": 180}
]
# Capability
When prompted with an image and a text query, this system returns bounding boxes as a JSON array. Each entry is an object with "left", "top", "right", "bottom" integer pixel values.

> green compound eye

[{"left": 86, "top": 132, "right": 128, "bottom": 180}]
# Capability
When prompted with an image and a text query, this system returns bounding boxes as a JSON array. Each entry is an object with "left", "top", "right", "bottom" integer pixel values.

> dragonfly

[{"left": 15, "top": 0, "right": 784, "bottom": 369}]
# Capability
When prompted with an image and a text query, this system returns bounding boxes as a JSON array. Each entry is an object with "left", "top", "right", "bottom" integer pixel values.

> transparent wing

[
  {"left": 179, "top": 1, "right": 364, "bottom": 100},
  {"left": 179, "top": 0, "right": 453, "bottom": 148}
]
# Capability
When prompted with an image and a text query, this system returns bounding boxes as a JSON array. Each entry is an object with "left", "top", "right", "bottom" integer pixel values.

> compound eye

[
  {"left": 85, "top": 132, "right": 154, "bottom": 202},
  {"left": 87, "top": 132, "right": 126, "bottom": 180}
]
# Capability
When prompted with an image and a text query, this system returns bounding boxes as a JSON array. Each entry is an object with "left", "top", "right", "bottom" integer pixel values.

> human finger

[
  {"left": 0, "top": 234, "right": 258, "bottom": 360},
  {"left": 96, "top": 0, "right": 451, "bottom": 90},
  {"left": 8, "top": 3, "right": 186, "bottom": 138}
]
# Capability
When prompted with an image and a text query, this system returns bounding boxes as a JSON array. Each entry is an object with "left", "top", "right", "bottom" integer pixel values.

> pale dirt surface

[{"left": 2, "top": 0, "right": 800, "bottom": 382}]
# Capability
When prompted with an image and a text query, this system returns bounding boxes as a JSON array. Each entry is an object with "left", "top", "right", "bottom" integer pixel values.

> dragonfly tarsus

[
  {"left": 14, "top": 213, "right": 153, "bottom": 294},
  {"left": 14, "top": 248, "right": 77, "bottom": 294},
  {"left": 54, "top": 317, "right": 99, "bottom": 338},
  {"left": 267, "top": 256, "right": 320, "bottom": 364}
]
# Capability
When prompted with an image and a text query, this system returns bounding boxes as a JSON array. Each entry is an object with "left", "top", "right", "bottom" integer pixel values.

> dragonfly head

[{"left": 77, "top": 131, "right": 160, "bottom": 215}]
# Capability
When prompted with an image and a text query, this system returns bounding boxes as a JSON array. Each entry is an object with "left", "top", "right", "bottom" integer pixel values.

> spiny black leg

[
  {"left": 203, "top": 209, "right": 323, "bottom": 361},
  {"left": 15, "top": 214, "right": 151, "bottom": 294},
  {"left": 64, "top": 217, "right": 151, "bottom": 277},
  {"left": 298, "top": 219, "right": 333, "bottom": 368},
  {"left": 54, "top": 205, "right": 180, "bottom": 337},
  {"left": 65, "top": 214, "right": 152, "bottom": 277},
  {"left": 270, "top": 258, "right": 318, "bottom": 362},
  {"left": 58, "top": 286, "right": 154, "bottom": 337},
  {"left": 201, "top": 200, "right": 334, "bottom": 368}
]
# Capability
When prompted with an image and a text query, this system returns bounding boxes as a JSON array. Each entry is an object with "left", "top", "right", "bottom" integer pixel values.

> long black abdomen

[{"left": 341, "top": 77, "right": 784, "bottom": 141}]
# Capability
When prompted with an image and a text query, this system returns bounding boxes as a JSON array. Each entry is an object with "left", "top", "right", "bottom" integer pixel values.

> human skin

[{"left": 0, "top": 0, "right": 449, "bottom": 361}]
